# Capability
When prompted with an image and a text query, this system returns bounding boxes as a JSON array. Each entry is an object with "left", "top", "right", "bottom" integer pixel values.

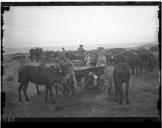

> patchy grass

[
  {"left": 6, "top": 75, "right": 14, "bottom": 81},
  {"left": 2, "top": 59, "right": 159, "bottom": 117}
]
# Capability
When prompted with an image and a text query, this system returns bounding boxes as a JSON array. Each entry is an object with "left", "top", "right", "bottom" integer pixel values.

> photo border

[{"left": 1, "top": 1, "right": 161, "bottom": 126}]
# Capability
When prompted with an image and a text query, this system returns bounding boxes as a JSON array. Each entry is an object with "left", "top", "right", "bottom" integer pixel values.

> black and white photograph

[{"left": 1, "top": 2, "right": 161, "bottom": 118}]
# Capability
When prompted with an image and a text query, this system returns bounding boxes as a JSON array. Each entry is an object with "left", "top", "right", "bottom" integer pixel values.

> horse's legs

[
  {"left": 18, "top": 83, "right": 24, "bottom": 102},
  {"left": 114, "top": 79, "right": 118, "bottom": 102},
  {"left": 36, "top": 84, "right": 40, "bottom": 96},
  {"left": 119, "top": 86, "right": 123, "bottom": 105},
  {"left": 145, "top": 65, "right": 147, "bottom": 72},
  {"left": 69, "top": 81, "right": 75, "bottom": 96},
  {"left": 146, "top": 64, "right": 148, "bottom": 72},
  {"left": 48, "top": 86, "right": 55, "bottom": 104},
  {"left": 23, "top": 82, "right": 30, "bottom": 101},
  {"left": 62, "top": 83, "right": 67, "bottom": 96},
  {"left": 55, "top": 85, "right": 58, "bottom": 97},
  {"left": 114, "top": 87, "right": 118, "bottom": 102},
  {"left": 126, "top": 81, "right": 130, "bottom": 104},
  {"left": 108, "top": 79, "right": 112, "bottom": 93},
  {"left": 81, "top": 77, "right": 85, "bottom": 88},
  {"left": 30, "top": 56, "right": 33, "bottom": 62},
  {"left": 44, "top": 86, "right": 48, "bottom": 102},
  {"left": 132, "top": 68, "right": 134, "bottom": 75},
  {"left": 140, "top": 67, "right": 143, "bottom": 75},
  {"left": 71, "top": 84, "right": 75, "bottom": 96},
  {"left": 136, "top": 68, "right": 138, "bottom": 75}
]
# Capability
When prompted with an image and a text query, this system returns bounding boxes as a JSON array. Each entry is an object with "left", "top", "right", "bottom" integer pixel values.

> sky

[{"left": 3, "top": 6, "right": 159, "bottom": 50}]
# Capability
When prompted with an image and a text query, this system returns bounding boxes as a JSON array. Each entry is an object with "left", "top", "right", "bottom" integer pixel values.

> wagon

[
  {"left": 25, "top": 62, "right": 106, "bottom": 89},
  {"left": 73, "top": 65, "right": 106, "bottom": 76},
  {"left": 72, "top": 65, "right": 106, "bottom": 89}
]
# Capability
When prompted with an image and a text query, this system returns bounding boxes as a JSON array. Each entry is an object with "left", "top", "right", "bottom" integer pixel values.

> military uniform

[{"left": 77, "top": 45, "right": 86, "bottom": 62}]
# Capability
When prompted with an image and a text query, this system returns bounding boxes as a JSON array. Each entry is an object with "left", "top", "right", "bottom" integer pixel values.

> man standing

[
  {"left": 60, "top": 47, "right": 68, "bottom": 62},
  {"left": 77, "top": 44, "right": 87, "bottom": 61},
  {"left": 111, "top": 55, "right": 114, "bottom": 65},
  {"left": 97, "top": 52, "right": 107, "bottom": 66},
  {"left": 84, "top": 53, "right": 91, "bottom": 66}
]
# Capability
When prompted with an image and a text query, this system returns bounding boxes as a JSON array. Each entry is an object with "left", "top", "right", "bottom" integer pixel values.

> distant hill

[
  {"left": 129, "top": 42, "right": 158, "bottom": 50},
  {"left": 139, "top": 43, "right": 157, "bottom": 50},
  {"left": 4, "top": 42, "right": 158, "bottom": 55}
]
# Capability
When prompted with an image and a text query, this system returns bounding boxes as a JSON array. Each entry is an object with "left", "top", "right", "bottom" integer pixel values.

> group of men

[{"left": 77, "top": 45, "right": 108, "bottom": 66}]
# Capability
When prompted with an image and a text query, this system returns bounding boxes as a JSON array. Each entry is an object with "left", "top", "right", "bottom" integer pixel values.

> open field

[{"left": 2, "top": 56, "right": 159, "bottom": 117}]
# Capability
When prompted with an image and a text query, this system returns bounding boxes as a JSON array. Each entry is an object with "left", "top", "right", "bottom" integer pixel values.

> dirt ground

[{"left": 2, "top": 57, "right": 160, "bottom": 117}]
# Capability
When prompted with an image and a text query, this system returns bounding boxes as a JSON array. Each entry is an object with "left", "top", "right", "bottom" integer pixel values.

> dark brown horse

[
  {"left": 29, "top": 48, "right": 43, "bottom": 62},
  {"left": 113, "top": 63, "right": 130, "bottom": 105},
  {"left": 17, "top": 63, "right": 71, "bottom": 103}
]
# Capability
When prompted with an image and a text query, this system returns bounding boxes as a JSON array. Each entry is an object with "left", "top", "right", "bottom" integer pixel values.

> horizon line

[{"left": 4, "top": 41, "right": 157, "bottom": 49}]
